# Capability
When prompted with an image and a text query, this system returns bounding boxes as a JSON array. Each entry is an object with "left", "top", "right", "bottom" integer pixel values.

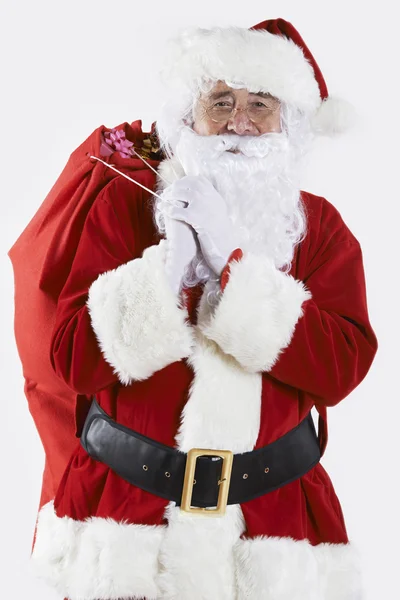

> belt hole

[
  {"left": 193, "top": 479, "right": 196, "bottom": 485},
  {"left": 165, "top": 471, "right": 171, "bottom": 478},
  {"left": 243, "top": 473, "right": 249, "bottom": 479},
  {"left": 264, "top": 467, "right": 270, "bottom": 474},
  {"left": 143, "top": 465, "right": 148, "bottom": 471}
]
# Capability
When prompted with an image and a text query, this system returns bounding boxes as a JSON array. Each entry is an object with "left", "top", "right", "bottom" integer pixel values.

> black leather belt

[{"left": 80, "top": 398, "right": 320, "bottom": 516}]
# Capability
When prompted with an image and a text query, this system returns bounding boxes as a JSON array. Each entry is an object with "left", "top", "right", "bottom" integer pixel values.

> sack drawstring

[{"left": 87, "top": 151, "right": 170, "bottom": 201}]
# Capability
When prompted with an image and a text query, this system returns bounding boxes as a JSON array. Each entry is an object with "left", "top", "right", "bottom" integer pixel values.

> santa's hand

[
  {"left": 163, "top": 213, "right": 198, "bottom": 296},
  {"left": 162, "top": 175, "right": 242, "bottom": 277}
]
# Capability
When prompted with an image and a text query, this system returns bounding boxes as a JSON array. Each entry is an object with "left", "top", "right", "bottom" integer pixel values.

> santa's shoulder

[{"left": 300, "top": 189, "right": 361, "bottom": 252}]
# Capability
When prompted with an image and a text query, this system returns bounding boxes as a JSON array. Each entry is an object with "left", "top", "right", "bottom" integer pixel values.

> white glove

[
  {"left": 163, "top": 212, "right": 198, "bottom": 296},
  {"left": 161, "top": 175, "right": 242, "bottom": 277}
]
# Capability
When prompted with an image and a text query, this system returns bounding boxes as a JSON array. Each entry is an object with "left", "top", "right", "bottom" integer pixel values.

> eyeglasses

[{"left": 202, "top": 98, "right": 281, "bottom": 125}]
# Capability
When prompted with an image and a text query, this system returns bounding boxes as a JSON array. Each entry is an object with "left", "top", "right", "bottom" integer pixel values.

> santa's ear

[{"left": 310, "top": 96, "right": 359, "bottom": 136}]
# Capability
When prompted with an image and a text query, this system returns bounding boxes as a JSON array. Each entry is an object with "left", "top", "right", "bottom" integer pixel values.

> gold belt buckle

[{"left": 180, "top": 448, "right": 234, "bottom": 517}]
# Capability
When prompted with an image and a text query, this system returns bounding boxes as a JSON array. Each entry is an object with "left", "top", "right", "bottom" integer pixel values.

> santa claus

[{"left": 29, "top": 18, "right": 378, "bottom": 600}]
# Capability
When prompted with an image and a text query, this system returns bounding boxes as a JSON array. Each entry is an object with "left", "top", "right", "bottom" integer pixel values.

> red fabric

[
  {"left": 251, "top": 18, "right": 329, "bottom": 100},
  {"left": 7, "top": 120, "right": 162, "bottom": 513},
  {"left": 266, "top": 240, "right": 378, "bottom": 408},
  {"left": 48, "top": 171, "right": 377, "bottom": 546},
  {"left": 220, "top": 248, "right": 244, "bottom": 291},
  {"left": 219, "top": 242, "right": 329, "bottom": 457}
]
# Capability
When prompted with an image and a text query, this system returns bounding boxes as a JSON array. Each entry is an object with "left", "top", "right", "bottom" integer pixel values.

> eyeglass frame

[{"left": 199, "top": 96, "right": 281, "bottom": 125}]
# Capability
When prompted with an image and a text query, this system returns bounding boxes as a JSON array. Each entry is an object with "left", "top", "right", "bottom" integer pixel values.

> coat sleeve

[
  {"left": 198, "top": 238, "right": 378, "bottom": 407},
  {"left": 50, "top": 177, "right": 194, "bottom": 396}
]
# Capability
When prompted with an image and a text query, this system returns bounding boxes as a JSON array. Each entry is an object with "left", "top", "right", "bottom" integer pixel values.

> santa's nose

[{"left": 226, "top": 110, "right": 256, "bottom": 135}]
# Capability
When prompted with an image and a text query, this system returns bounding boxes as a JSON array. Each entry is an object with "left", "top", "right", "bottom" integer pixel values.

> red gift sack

[{"left": 8, "top": 120, "right": 163, "bottom": 514}]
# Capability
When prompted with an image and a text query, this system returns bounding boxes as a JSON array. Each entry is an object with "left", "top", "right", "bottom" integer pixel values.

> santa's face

[
  {"left": 173, "top": 121, "right": 302, "bottom": 268},
  {"left": 156, "top": 79, "right": 313, "bottom": 300},
  {"left": 191, "top": 80, "right": 282, "bottom": 137}
]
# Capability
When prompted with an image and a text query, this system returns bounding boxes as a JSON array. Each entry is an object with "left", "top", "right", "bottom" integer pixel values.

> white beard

[
  {"left": 175, "top": 125, "right": 305, "bottom": 261},
  {"left": 169, "top": 124, "right": 310, "bottom": 295},
  {"left": 154, "top": 110, "right": 313, "bottom": 305}
]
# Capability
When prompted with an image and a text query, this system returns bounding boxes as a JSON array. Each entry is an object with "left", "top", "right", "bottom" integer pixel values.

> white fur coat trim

[
  {"left": 30, "top": 501, "right": 362, "bottom": 600},
  {"left": 30, "top": 500, "right": 165, "bottom": 600},
  {"left": 86, "top": 239, "right": 194, "bottom": 384},
  {"left": 234, "top": 535, "right": 363, "bottom": 600},
  {"left": 155, "top": 321, "right": 260, "bottom": 597},
  {"left": 198, "top": 251, "right": 312, "bottom": 373}
]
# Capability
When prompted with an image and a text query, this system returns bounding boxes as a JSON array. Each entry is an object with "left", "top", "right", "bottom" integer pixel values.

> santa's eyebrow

[
  {"left": 207, "top": 91, "right": 235, "bottom": 101},
  {"left": 207, "top": 90, "right": 276, "bottom": 101}
]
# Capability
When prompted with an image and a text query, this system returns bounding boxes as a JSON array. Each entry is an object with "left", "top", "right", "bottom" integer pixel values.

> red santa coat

[{"left": 30, "top": 155, "right": 378, "bottom": 600}]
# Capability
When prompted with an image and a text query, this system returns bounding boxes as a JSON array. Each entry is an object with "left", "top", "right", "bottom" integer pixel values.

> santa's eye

[{"left": 214, "top": 101, "right": 233, "bottom": 108}]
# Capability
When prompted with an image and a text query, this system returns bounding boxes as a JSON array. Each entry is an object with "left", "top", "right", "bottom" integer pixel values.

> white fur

[
  {"left": 198, "top": 251, "right": 312, "bottom": 372},
  {"left": 311, "top": 95, "right": 358, "bottom": 136},
  {"left": 160, "top": 26, "right": 321, "bottom": 114},
  {"left": 86, "top": 239, "right": 194, "bottom": 384},
  {"left": 174, "top": 325, "right": 262, "bottom": 453},
  {"left": 234, "top": 535, "right": 364, "bottom": 600},
  {"left": 155, "top": 314, "right": 261, "bottom": 598},
  {"left": 30, "top": 500, "right": 166, "bottom": 600},
  {"left": 156, "top": 502, "right": 246, "bottom": 599},
  {"left": 31, "top": 500, "right": 363, "bottom": 600}
]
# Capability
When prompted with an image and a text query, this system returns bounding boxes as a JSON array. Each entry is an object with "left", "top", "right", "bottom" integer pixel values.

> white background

[{"left": 1, "top": 1, "right": 397, "bottom": 598}]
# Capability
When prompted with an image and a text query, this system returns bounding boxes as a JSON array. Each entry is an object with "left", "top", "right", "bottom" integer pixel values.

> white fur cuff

[
  {"left": 30, "top": 501, "right": 165, "bottom": 600},
  {"left": 234, "top": 535, "right": 363, "bottom": 599},
  {"left": 87, "top": 239, "right": 194, "bottom": 384},
  {"left": 199, "top": 252, "right": 311, "bottom": 373}
]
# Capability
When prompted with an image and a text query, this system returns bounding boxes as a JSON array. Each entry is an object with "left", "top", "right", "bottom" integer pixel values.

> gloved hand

[
  {"left": 161, "top": 175, "right": 242, "bottom": 277},
  {"left": 163, "top": 212, "right": 198, "bottom": 296}
]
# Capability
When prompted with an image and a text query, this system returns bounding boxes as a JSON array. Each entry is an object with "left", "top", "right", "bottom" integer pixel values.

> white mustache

[
  {"left": 178, "top": 127, "right": 290, "bottom": 159},
  {"left": 214, "top": 132, "right": 289, "bottom": 158}
]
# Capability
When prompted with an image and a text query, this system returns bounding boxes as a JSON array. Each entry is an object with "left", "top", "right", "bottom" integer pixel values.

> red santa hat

[{"left": 158, "top": 18, "right": 356, "bottom": 139}]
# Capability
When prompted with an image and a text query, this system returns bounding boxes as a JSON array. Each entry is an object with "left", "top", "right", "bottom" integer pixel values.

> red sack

[{"left": 8, "top": 120, "right": 163, "bottom": 513}]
